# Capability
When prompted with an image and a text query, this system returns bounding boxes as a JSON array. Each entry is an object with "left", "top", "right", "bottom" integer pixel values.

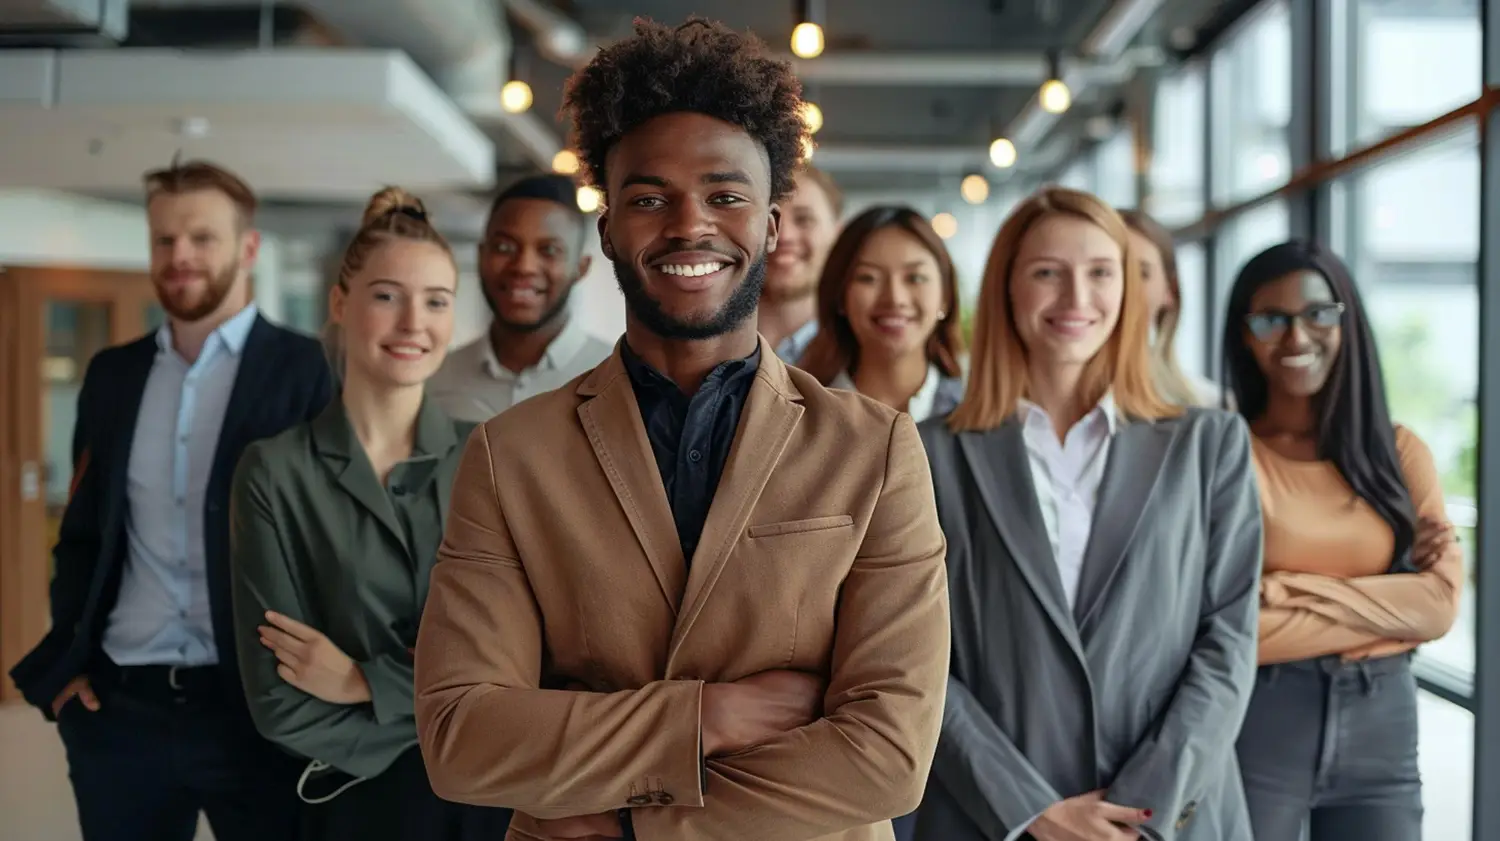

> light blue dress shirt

[
  {"left": 773, "top": 318, "right": 819, "bottom": 364},
  {"left": 102, "top": 304, "right": 259, "bottom": 668}
]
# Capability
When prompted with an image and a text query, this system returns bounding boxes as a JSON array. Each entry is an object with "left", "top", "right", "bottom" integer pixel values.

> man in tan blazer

[{"left": 413, "top": 15, "right": 950, "bottom": 841}]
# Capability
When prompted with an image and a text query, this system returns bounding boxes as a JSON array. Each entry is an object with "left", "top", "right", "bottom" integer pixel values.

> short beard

[
  {"left": 614, "top": 251, "right": 766, "bottom": 341},
  {"left": 152, "top": 260, "right": 238, "bottom": 322},
  {"left": 483, "top": 283, "right": 574, "bottom": 334},
  {"left": 759, "top": 276, "right": 818, "bottom": 306}
]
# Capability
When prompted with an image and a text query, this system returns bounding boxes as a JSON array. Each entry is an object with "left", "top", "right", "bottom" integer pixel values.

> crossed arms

[
  {"left": 1258, "top": 427, "right": 1464, "bottom": 665},
  {"left": 413, "top": 414, "right": 951, "bottom": 840}
]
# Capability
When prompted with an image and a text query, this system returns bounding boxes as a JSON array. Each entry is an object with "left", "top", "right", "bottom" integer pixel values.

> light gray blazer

[{"left": 915, "top": 408, "right": 1263, "bottom": 841}]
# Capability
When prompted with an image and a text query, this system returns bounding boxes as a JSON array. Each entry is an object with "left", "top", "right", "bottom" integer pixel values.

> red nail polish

[{"left": 1143, "top": 809, "right": 1153, "bottom": 819}]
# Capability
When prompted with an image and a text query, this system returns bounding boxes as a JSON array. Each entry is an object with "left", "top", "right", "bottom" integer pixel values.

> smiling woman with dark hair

[
  {"left": 800, "top": 205, "right": 966, "bottom": 422},
  {"left": 1222, "top": 239, "right": 1461, "bottom": 841}
]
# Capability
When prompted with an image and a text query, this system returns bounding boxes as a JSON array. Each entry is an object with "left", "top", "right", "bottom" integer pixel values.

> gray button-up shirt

[{"left": 428, "top": 317, "right": 613, "bottom": 423}]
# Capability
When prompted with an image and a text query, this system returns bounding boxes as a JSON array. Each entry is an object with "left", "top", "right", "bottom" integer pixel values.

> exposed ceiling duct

[
  {"left": 787, "top": 52, "right": 1132, "bottom": 87},
  {"left": 296, "top": 0, "right": 561, "bottom": 169},
  {"left": 0, "top": 0, "right": 130, "bottom": 43},
  {"left": 0, "top": 47, "right": 497, "bottom": 200},
  {"left": 1000, "top": 0, "right": 1165, "bottom": 160}
]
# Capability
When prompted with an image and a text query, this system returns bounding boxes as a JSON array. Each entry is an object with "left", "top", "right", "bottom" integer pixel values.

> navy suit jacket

[{"left": 9, "top": 314, "right": 333, "bottom": 721}]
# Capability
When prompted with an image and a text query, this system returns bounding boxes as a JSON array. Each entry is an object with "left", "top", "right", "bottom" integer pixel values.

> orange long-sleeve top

[{"left": 1252, "top": 426, "right": 1464, "bottom": 665}]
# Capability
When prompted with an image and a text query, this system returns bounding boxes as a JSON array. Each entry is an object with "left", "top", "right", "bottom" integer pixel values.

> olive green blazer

[{"left": 230, "top": 396, "right": 472, "bottom": 780}]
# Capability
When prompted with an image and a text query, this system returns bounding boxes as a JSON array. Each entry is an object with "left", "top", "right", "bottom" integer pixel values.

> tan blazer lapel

[
  {"left": 668, "top": 339, "right": 804, "bottom": 665},
  {"left": 575, "top": 344, "right": 688, "bottom": 616}
]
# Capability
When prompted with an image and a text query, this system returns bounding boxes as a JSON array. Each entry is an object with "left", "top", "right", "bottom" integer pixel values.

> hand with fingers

[
  {"left": 1031, "top": 790, "right": 1151, "bottom": 841},
  {"left": 1413, "top": 515, "right": 1456, "bottom": 570},
  {"left": 258, "top": 610, "right": 371, "bottom": 704},
  {"left": 50, "top": 675, "right": 101, "bottom": 717}
]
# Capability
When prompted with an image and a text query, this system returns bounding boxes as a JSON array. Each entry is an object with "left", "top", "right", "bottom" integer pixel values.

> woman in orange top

[{"left": 1222, "top": 240, "right": 1461, "bottom": 840}]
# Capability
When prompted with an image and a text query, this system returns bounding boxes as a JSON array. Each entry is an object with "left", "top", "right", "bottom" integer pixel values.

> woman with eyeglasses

[{"left": 1223, "top": 240, "right": 1461, "bottom": 840}]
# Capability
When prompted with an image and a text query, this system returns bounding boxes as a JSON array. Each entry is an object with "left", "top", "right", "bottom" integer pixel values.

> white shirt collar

[
  {"left": 831, "top": 362, "right": 945, "bottom": 421},
  {"left": 155, "top": 303, "right": 259, "bottom": 358},
  {"left": 479, "top": 315, "right": 589, "bottom": 379},
  {"left": 1017, "top": 391, "right": 1119, "bottom": 437}
]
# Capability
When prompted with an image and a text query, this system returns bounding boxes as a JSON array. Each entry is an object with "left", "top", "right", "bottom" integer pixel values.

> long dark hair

[
  {"left": 1221, "top": 239, "right": 1416, "bottom": 573},
  {"left": 799, "top": 205, "right": 965, "bottom": 385}
]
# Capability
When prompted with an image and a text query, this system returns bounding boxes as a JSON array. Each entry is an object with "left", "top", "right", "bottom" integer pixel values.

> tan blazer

[{"left": 414, "top": 337, "right": 951, "bottom": 841}]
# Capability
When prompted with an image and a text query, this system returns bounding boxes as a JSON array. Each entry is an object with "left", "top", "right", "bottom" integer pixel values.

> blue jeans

[{"left": 1235, "top": 654, "right": 1422, "bottom": 841}]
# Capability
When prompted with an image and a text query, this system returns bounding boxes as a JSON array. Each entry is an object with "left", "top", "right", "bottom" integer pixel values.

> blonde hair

[
  {"left": 947, "top": 186, "right": 1180, "bottom": 432},
  {"left": 1118, "top": 208, "right": 1208, "bottom": 407},
  {"left": 321, "top": 186, "right": 455, "bottom": 378}
]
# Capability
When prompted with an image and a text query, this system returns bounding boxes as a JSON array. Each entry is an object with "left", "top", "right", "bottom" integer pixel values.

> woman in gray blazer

[
  {"left": 800, "top": 205, "right": 966, "bottom": 425},
  {"left": 230, "top": 188, "right": 508, "bottom": 841},
  {"left": 916, "top": 186, "right": 1263, "bottom": 841}
]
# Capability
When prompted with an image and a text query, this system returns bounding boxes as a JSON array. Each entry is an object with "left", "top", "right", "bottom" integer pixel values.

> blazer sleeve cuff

[{"left": 1003, "top": 810, "right": 1043, "bottom": 841}]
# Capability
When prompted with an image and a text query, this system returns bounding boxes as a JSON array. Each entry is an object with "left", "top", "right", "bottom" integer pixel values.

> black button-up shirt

[{"left": 621, "top": 341, "right": 761, "bottom": 565}]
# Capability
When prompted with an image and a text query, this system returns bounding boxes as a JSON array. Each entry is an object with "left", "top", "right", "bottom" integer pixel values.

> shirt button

[{"left": 688, "top": 449, "right": 703, "bottom": 463}]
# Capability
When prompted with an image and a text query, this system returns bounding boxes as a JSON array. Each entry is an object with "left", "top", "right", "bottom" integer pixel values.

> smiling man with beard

[
  {"left": 10, "top": 159, "right": 332, "bottom": 841},
  {"left": 428, "top": 174, "right": 612, "bottom": 423},
  {"left": 758, "top": 166, "right": 843, "bottom": 363},
  {"left": 414, "top": 16, "right": 951, "bottom": 841}
]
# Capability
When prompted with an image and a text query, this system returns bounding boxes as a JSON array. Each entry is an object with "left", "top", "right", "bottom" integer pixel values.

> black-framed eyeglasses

[{"left": 1244, "top": 302, "right": 1346, "bottom": 341}]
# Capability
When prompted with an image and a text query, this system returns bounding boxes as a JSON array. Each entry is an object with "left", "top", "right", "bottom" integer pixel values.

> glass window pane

[
  {"left": 1328, "top": 0, "right": 1481, "bottom": 155},
  {"left": 1147, "top": 65, "right": 1205, "bottom": 225},
  {"left": 1210, "top": 0, "right": 1292, "bottom": 204},
  {"left": 1419, "top": 692, "right": 1473, "bottom": 840},
  {"left": 1173, "top": 241, "right": 1208, "bottom": 378},
  {"left": 1093, "top": 128, "right": 1137, "bottom": 209},
  {"left": 1330, "top": 128, "right": 1479, "bottom": 677}
]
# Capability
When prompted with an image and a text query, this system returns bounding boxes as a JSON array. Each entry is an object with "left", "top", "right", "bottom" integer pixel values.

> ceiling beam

[{"left": 784, "top": 52, "right": 1130, "bottom": 87}]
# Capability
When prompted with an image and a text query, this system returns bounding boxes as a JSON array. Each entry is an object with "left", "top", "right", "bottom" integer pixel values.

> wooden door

[{"left": 0, "top": 265, "right": 159, "bottom": 702}]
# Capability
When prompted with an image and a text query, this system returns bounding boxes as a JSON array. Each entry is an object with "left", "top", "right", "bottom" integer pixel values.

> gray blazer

[{"left": 915, "top": 408, "right": 1262, "bottom": 841}]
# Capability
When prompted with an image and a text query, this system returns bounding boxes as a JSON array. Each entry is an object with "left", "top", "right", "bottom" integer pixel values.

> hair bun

[{"left": 361, "top": 186, "right": 428, "bottom": 227}]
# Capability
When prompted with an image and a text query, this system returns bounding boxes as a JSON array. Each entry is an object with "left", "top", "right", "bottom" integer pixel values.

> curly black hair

[{"left": 560, "top": 16, "right": 809, "bottom": 202}]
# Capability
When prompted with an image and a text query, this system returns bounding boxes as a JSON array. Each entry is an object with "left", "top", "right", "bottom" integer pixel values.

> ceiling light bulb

[
  {"left": 1039, "top": 79, "right": 1071, "bottom": 114},
  {"left": 501, "top": 80, "right": 533, "bottom": 114},
  {"left": 989, "top": 138, "right": 1017, "bottom": 168},
  {"left": 791, "top": 22, "right": 824, "bottom": 59},
  {"left": 801, "top": 101, "right": 823, "bottom": 134},
  {"left": 576, "top": 185, "right": 602, "bottom": 213},
  {"left": 961, "top": 174, "right": 990, "bottom": 205},
  {"left": 931, "top": 212, "right": 958, "bottom": 240},
  {"left": 800, "top": 135, "right": 816, "bottom": 161},
  {"left": 552, "top": 149, "right": 580, "bottom": 175}
]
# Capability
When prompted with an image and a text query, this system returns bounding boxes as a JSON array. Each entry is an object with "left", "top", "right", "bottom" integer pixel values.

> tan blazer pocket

[{"left": 747, "top": 515, "right": 854, "bottom": 539}]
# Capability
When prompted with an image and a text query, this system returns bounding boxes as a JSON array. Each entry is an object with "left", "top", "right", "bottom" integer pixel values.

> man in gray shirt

[{"left": 429, "top": 174, "right": 612, "bottom": 421}]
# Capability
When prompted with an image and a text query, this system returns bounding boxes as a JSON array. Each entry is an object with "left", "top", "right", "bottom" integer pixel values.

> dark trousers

[
  {"left": 56, "top": 662, "right": 302, "bottom": 841},
  {"left": 301, "top": 746, "right": 512, "bottom": 841},
  {"left": 891, "top": 811, "right": 917, "bottom": 841},
  {"left": 1235, "top": 654, "right": 1423, "bottom": 841}
]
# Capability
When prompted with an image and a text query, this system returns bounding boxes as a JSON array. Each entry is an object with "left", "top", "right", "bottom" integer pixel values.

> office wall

[{"left": 0, "top": 189, "right": 285, "bottom": 323}]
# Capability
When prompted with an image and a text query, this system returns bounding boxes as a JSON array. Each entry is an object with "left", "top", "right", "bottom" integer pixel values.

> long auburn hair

[
  {"left": 947, "top": 186, "right": 1178, "bottom": 431},
  {"left": 1119, "top": 208, "right": 1205, "bottom": 407},
  {"left": 1222, "top": 239, "right": 1416, "bottom": 573},
  {"left": 799, "top": 205, "right": 964, "bottom": 385}
]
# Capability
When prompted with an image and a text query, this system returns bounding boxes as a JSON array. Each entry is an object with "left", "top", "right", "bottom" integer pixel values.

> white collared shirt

[
  {"left": 428, "top": 317, "right": 613, "bottom": 423},
  {"left": 829, "top": 363, "right": 945, "bottom": 421},
  {"left": 1014, "top": 393, "right": 1119, "bottom": 610},
  {"left": 104, "top": 303, "right": 260, "bottom": 667}
]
